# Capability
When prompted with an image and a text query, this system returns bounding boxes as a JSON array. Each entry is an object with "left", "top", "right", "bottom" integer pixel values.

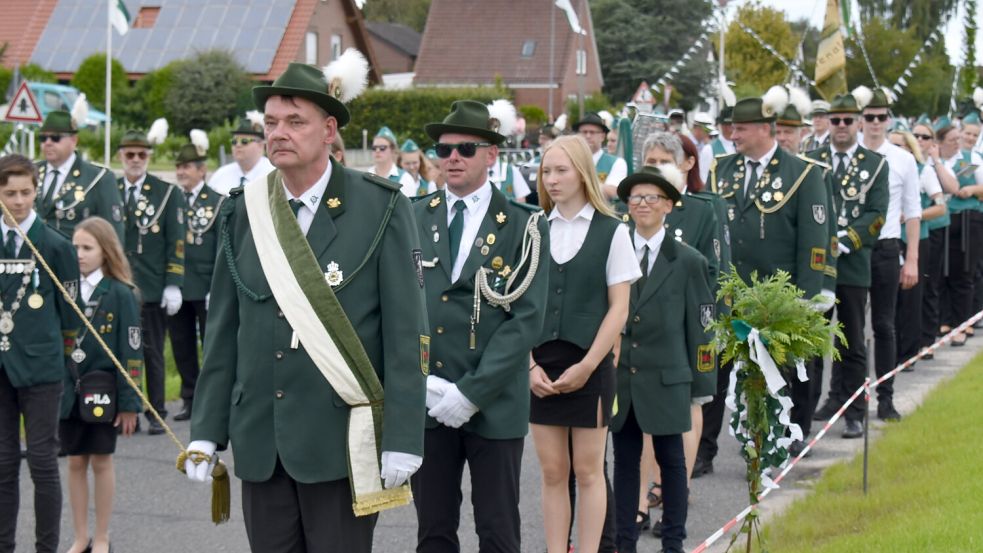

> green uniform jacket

[
  {"left": 0, "top": 216, "right": 79, "bottom": 387},
  {"left": 190, "top": 162, "right": 429, "bottom": 484},
  {"left": 709, "top": 146, "right": 829, "bottom": 298},
  {"left": 802, "top": 155, "right": 841, "bottom": 291},
  {"left": 182, "top": 185, "right": 225, "bottom": 301},
  {"left": 664, "top": 193, "right": 720, "bottom": 289},
  {"left": 60, "top": 276, "right": 143, "bottom": 418},
  {"left": 36, "top": 154, "right": 124, "bottom": 240},
  {"left": 412, "top": 187, "right": 550, "bottom": 440},
  {"left": 806, "top": 145, "right": 889, "bottom": 287},
  {"left": 120, "top": 174, "right": 185, "bottom": 303},
  {"left": 611, "top": 236, "right": 715, "bottom": 436}
]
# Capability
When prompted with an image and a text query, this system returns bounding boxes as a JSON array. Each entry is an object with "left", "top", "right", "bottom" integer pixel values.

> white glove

[
  {"left": 184, "top": 440, "right": 217, "bottom": 483},
  {"left": 205, "top": 293, "right": 210, "bottom": 311},
  {"left": 380, "top": 451, "right": 423, "bottom": 489},
  {"left": 813, "top": 289, "right": 836, "bottom": 312},
  {"left": 692, "top": 395, "right": 714, "bottom": 406},
  {"left": 161, "top": 285, "right": 183, "bottom": 316},
  {"left": 426, "top": 375, "right": 452, "bottom": 409},
  {"left": 836, "top": 230, "right": 851, "bottom": 255},
  {"left": 427, "top": 384, "right": 478, "bottom": 428}
]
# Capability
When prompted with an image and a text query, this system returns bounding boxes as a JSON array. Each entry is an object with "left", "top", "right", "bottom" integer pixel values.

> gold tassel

[
  {"left": 352, "top": 484, "right": 413, "bottom": 517},
  {"left": 211, "top": 461, "right": 231, "bottom": 524}
]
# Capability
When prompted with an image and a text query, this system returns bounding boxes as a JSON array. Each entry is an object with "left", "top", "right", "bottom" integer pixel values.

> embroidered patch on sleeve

[
  {"left": 697, "top": 344, "right": 715, "bottom": 373},
  {"left": 810, "top": 247, "right": 826, "bottom": 271},
  {"left": 420, "top": 335, "right": 431, "bottom": 375}
]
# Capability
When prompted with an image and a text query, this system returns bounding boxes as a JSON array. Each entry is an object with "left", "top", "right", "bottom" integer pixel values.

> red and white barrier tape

[{"left": 688, "top": 309, "right": 983, "bottom": 553}]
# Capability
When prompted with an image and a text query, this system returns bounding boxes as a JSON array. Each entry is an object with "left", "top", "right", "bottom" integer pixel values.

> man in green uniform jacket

[
  {"left": 185, "top": 61, "right": 428, "bottom": 552},
  {"left": 806, "top": 92, "right": 890, "bottom": 438},
  {"left": 35, "top": 111, "right": 124, "bottom": 240},
  {"left": 117, "top": 129, "right": 186, "bottom": 433},
  {"left": 411, "top": 100, "right": 550, "bottom": 553}
]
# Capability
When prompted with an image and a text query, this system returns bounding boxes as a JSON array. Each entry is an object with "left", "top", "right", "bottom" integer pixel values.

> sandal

[
  {"left": 951, "top": 332, "right": 967, "bottom": 347},
  {"left": 647, "top": 482, "right": 663, "bottom": 508},
  {"left": 636, "top": 509, "right": 651, "bottom": 531},
  {"left": 940, "top": 325, "right": 952, "bottom": 336},
  {"left": 965, "top": 327, "right": 975, "bottom": 338}
]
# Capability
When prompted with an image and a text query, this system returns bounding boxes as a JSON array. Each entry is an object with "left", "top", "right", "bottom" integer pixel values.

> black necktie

[
  {"left": 184, "top": 192, "right": 194, "bottom": 206},
  {"left": 745, "top": 161, "right": 761, "bottom": 197},
  {"left": 448, "top": 200, "right": 466, "bottom": 268},
  {"left": 42, "top": 169, "right": 59, "bottom": 208},
  {"left": 289, "top": 199, "right": 304, "bottom": 218},
  {"left": 239, "top": 176, "right": 247, "bottom": 188},
  {"left": 834, "top": 152, "right": 848, "bottom": 181},
  {"left": 126, "top": 186, "right": 138, "bottom": 212},
  {"left": 4, "top": 229, "right": 17, "bottom": 259},
  {"left": 637, "top": 245, "right": 650, "bottom": 289}
]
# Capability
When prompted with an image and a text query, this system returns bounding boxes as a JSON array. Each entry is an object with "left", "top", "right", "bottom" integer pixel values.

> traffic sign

[{"left": 4, "top": 82, "right": 43, "bottom": 124}]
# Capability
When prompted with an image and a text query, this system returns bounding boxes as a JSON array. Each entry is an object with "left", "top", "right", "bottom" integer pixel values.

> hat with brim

[
  {"left": 119, "top": 129, "right": 151, "bottom": 149},
  {"left": 866, "top": 89, "right": 892, "bottom": 110},
  {"left": 39, "top": 111, "right": 78, "bottom": 135},
  {"left": 572, "top": 112, "right": 610, "bottom": 134},
  {"left": 175, "top": 144, "right": 207, "bottom": 165},
  {"left": 717, "top": 106, "right": 734, "bottom": 124},
  {"left": 616, "top": 165, "right": 682, "bottom": 205},
  {"left": 810, "top": 100, "right": 831, "bottom": 116},
  {"left": 731, "top": 98, "right": 776, "bottom": 124},
  {"left": 776, "top": 105, "right": 805, "bottom": 127},
  {"left": 233, "top": 118, "right": 264, "bottom": 137},
  {"left": 829, "top": 94, "right": 862, "bottom": 114},
  {"left": 425, "top": 100, "right": 506, "bottom": 145},
  {"left": 253, "top": 62, "right": 351, "bottom": 128}
]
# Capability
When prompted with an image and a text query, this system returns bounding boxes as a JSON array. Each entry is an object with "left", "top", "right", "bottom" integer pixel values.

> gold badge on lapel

[
  {"left": 429, "top": 197, "right": 442, "bottom": 208},
  {"left": 486, "top": 233, "right": 496, "bottom": 245},
  {"left": 480, "top": 245, "right": 490, "bottom": 256},
  {"left": 73, "top": 169, "right": 81, "bottom": 177},
  {"left": 491, "top": 256, "right": 504, "bottom": 270},
  {"left": 326, "top": 197, "right": 341, "bottom": 208},
  {"left": 325, "top": 262, "right": 344, "bottom": 287},
  {"left": 495, "top": 212, "right": 506, "bottom": 224}
]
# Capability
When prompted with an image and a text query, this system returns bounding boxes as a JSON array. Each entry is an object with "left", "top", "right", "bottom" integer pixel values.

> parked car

[{"left": 5, "top": 82, "right": 108, "bottom": 128}]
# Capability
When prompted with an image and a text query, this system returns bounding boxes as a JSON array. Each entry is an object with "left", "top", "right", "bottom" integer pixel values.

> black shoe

[
  {"left": 692, "top": 457, "right": 713, "bottom": 478},
  {"left": 788, "top": 439, "right": 810, "bottom": 458},
  {"left": 651, "top": 517, "right": 663, "bottom": 538},
  {"left": 877, "top": 400, "right": 902, "bottom": 421},
  {"left": 842, "top": 419, "right": 864, "bottom": 439},
  {"left": 173, "top": 401, "right": 193, "bottom": 421},
  {"left": 812, "top": 401, "right": 839, "bottom": 421},
  {"left": 636, "top": 509, "right": 651, "bottom": 532},
  {"left": 147, "top": 419, "right": 166, "bottom": 436}
]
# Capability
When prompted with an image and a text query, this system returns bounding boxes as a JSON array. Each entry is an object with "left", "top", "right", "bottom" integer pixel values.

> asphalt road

[{"left": 15, "top": 330, "right": 981, "bottom": 552}]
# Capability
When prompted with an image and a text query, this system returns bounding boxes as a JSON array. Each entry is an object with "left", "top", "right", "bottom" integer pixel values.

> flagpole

[{"left": 105, "top": 0, "right": 111, "bottom": 167}]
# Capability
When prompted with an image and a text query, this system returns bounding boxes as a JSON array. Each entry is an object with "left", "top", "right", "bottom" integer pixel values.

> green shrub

[
  {"left": 20, "top": 64, "right": 57, "bottom": 84},
  {"left": 519, "top": 105, "right": 547, "bottom": 126},
  {"left": 565, "top": 93, "right": 613, "bottom": 123},
  {"left": 164, "top": 51, "right": 251, "bottom": 135}
]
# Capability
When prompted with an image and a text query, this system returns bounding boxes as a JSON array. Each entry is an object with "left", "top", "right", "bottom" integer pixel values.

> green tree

[
  {"left": 362, "top": 0, "right": 432, "bottom": 32},
  {"left": 722, "top": 3, "right": 798, "bottom": 98},
  {"left": 959, "top": 0, "right": 978, "bottom": 96},
  {"left": 71, "top": 53, "right": 128, "bottom": 112},
  {"left": 591, "top": 0, "right": 715, "bottom": 109},
  {"left": 856, "top": 0, "right": 959, "bottom": 40},
  {"left": 20, "top": 64, "right": 57, "bottom": 84},
  {"left": 164, "top": 51, "right": 252, "bottom": 135}
]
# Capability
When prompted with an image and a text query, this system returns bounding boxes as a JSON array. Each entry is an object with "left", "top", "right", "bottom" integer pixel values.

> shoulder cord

[{"left": 473, "top": 211, "right": 544, "bottom": 316}]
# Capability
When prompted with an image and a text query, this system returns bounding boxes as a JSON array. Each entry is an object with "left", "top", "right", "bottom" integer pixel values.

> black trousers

[
  {"left": 567, "top": 438, "right": 616, "bottom": 552},
  {"left": 870, "top": 239, "right": 901, "bottom": 402},
  {"left": 829, "top": 285, "right": 869, "bottom": 421},
  {"left": 943, "top": 211, "right": 983, "bottom": 327},
  {"left": 141, "top": 302, "right": 168, "bottom": 419},
  {"left": 897, "top": 238, "right": 930, "bottom": 364},
  {"left": 791, "top": 353, "right": 820, "bottom": 438},
  {"left": 412, "top": 426, "right": 523, "bottom": 553},
  {"left": 166, "top": 299, "right": 207, "bottom": 402},
  {"left": 241, "top": 458, "right": 376, "bottom": 553},
  {"left": 0, "top": 370, "right": 62, "bottom": 553},
  {"left": 921, "top": 227, "right": 948, "bottom": 348},
  {"left": 697, "top": 359, "right": 731, "bottom": 463},
  {"left": 612, "top": 407, "right": 687, "bottom": 553}
]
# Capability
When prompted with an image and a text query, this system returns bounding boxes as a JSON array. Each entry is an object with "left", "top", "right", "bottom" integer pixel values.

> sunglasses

[
  {"left": 829, "top": 117, "right": 855, "bottom": 127},
  {"left": 863, "top": 113, "right": 890, "bottom": 122},
  {"left": 123, "top": 151, "right": 148, "bottom": 160},
  {"left": 435, "top": 142, "right": 492, "bottom": 159},
  {"left": 372, "top": 145, "right": 391, "bottom": 152},
  {"left": 627, "top": 194, "right": 669, "bottom": 205},
  {"left": 913, "top": 133, "right": 933, "bottom": 141},
  {"left": 40, "top": 134, "right": 64, "bottom": 143},
  {"left": 231, "top": 137, "right": 259, "bottom": 146}
]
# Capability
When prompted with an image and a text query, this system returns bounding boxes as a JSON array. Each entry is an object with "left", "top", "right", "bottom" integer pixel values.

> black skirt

[
  {"left": 59, "top": 402, "right": 118, "bottom": 456},
  {"left": 530, "top": 340, "right": 615, "bottom": 428}
]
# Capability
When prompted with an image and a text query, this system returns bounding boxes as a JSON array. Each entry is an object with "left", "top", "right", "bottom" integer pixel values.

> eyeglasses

[
  {"left": 913, "top": 133, "right": 933, "bottom": 141},
  {"left": 372, "top": 145, "right": 390, "bottom": 152},
  {"left": 123, "top": 151, "right": 148, "bottom": 160},
  {"left": 578, "top": 129, "right": 605, "bottom": 136},
  {"left": 829, "top": 117, "right": 855, "bottom": 127},
  {"left": 434, "top": 142, "right": 492, "bottom": 159},
  {"left": 39, "top": 135, "right": 64, "bottom": 143},
  {"left": 627, "top": 194, "right": 669, "bottom": 205},
  {"left": 863, "top": 113, "right": 890, "bottom": 122},
  {"left": 231, "top": 137, "right": 259, "bottom": 146}
]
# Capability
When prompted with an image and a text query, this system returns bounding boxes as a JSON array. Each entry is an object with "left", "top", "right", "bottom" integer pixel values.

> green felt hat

[
  {"left": 400, "top": 139, "right": 420, "bottom": 153},
  {"left": 933, "top": 115, "right": 952, "bottom": 131},
  {"left": 253, "top": 62, "right": 351, "bottom": 128},
  {"left": 175, "top": 144, "right": 207, "bottom": 165},
  {"left": 717, "top": 106, "right": 734, "bottom": 124},
  {"left": 119, "top": 129, "right": 151, "bottom": 149},
  {"left": 375, "top": 126, "right": 398, "bottom": 146},
  {"left": 616, "top": 165, "right": 682, "bottom": 205},
  {"left": 39, "top": 110, "right": 78, "bottom": 134},
  {"left": 425, "top": 100, "right": 506, "bottom": 145},
  {"left": 233, "top": 116, "right": 264, "bottom": 137},
  {"left": 777, "top": 104, "right": 805, "bottom": 127},
  {"left": 572, "top": 112, "right": 610, "bottom": 134},
  {"left": 731, "top": 98, "right": 777, "bottom": 124},
  {"left": 829, "top": 94, "right": 862, "bottom": 114},
  {"left": 867, "top": 88, "right": 893, "bottom": 109}
]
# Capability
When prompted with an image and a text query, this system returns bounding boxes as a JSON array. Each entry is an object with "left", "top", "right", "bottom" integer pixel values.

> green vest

[
  {"left": 947, "top": 150, "right": 981, "bottom": 214},
  {"left": 498, "top": 161, "right": 516, "bottom": 200},
  {"left": 922, "top": 163, "right": 949, "bottom": 232},
  {"left": 539, "top": 214, "right": 619, "bottom": 349},
  {"left": 387, "top": 168, "right": 405, "bottom": 184},
  {"left": 711, "top": 138, "right": 728, "bottom": 156},
  {"left": 415, "top": 175, "right": 430, "bottom": 197}
]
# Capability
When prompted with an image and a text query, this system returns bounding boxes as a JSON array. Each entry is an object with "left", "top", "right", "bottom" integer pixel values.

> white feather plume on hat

[
  {"left": 656, "top": 163, "right": 686, "bottom": 193},
  {"left": 787, "top": 86, "right": 811, "bottom": 119},
  {"left": 322, "top": 49, "right": 369, "bottom": 103},
  {"left": 190, "top": 129, "right": 209, "bottom": 157},
  {"left": 147, "top": 118, "right": 168, "bottom": 146},
  {"left": 878, "top": 86, "right": 896, "bottom": 105},
  {"left": 851, "top": 85, "right": 873, "bottom": 110},
  {"left": 71, "top": 93, "right": 88, "bottom": 128},
  {"left": 973, "top": 87, "right": 983, "bottom": 109},
  {"left": 761, "top": 86, "right": 790, "bottom": 118},
  {"left": 554, "top": 113, "right": 568, "bottom": 132},
  {"left": 486, "top": 99, "right": 518, "bottom": 136},
  {"left": 598, "top": 110, "right": 614, "bottom": 129},
  {"left": 720, "top": 78, "right": 737, "bottom": 107},
  {"left": 245, "top": 110, "right": 264, "bottom": 130}
]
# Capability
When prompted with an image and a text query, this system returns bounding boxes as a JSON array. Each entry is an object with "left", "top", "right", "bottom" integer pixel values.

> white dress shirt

[
  {"left": 183, "top": 181, "right": 206, "bottom": 205},
  {"left": 593, "top": 149, "right": 628, "bottom": 188},
  {"left": 547, "top": 203, "right": 640, "bottom": 286},
  {"left": 369, "top": 164, "right": 417, "bottom": 197},
  {"left": 445, "top": 181, "right": 493, "bottom": 282},
  {"left": 489, "top": 161, "right": 532, "bottom": 200},
  {"left": 743, "top": 141, "right": 778, "bottom": 191},
  {"left": 0, "top": 210, "right": 37, "bottom": 258},
  {"left": 919, "top": 163, "right": 942, "bottom": 198},
  {"left": 80, "top": 268, "right": 104, "bottom": 304},
  {"left": 830, "top": 142, "right": 860, "bottom": 173},
  {"left": 282, "top": 161, "right": 332, "bottom": 236},
  {"left": 943, "top": 150, "right": 983, "bottom": 186},
  {"left": 209, "top": 156, "right": 275, "bottom": 196},
  {"left": 865, "top": 140, "right": 922, "bottom": 239},
  {"left": 42, "top": 153, "right": 76, "bottom": 202},
  {"left": 699, "top": 136, "right": 735, "bottom": 183},
  {"left": 634, "top": 227, "right": 666, "bottom": 275}
]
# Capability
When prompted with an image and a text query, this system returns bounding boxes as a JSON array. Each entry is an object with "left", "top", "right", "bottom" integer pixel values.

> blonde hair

[
  {"left": 890, "top": 130, "right": 924, "bottom": 164},
  {"left": 74, "top": 217, "right": 136, "bottom": 291},
  {"left": 537, "top": 135, "right": 615, "bottom": 217}
]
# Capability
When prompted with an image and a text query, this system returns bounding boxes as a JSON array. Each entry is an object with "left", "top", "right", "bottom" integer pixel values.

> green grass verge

[
  {"left": 162, "top": 336, "right": 185, "bottom": 402},
  {"left": 760, "top": 352, "right": 983, "bottom": 552}
]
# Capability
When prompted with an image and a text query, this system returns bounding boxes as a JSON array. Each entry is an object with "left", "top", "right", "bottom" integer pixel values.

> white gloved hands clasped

[
  {"left": 161, "top": 285, "right": 183, "bottom": 316},
  {"left": 427, "top": 384, "right": 478, "bottom": 428},
  {"left": 380, "top": 451, "right": 423, "bottom": 489},
  {"left": 812, "top": 289, "right": 837, "bottom": 313},
  {"left": 184, "top": 440, "right": 217, "bottom": 483},
  {"left": 836, "top": 230, "right": 851, "bottom": 255},
  {"left": 425, "top": 375, "right": 452, "bottom": 409}
]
